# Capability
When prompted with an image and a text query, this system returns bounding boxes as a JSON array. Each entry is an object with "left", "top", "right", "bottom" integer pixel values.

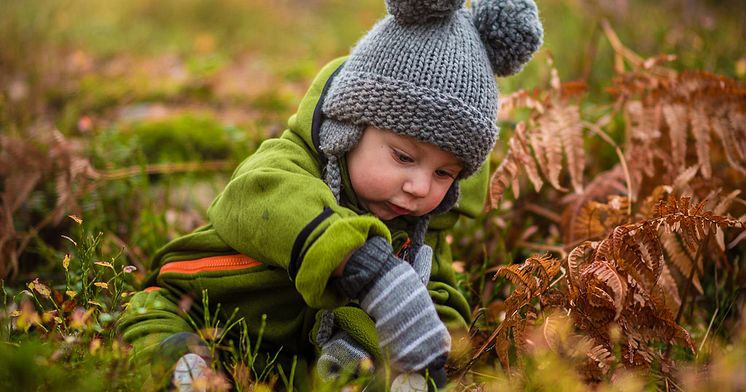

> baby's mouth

[{"left": 387, "top": 202, "right": 411, "bottom": 216}]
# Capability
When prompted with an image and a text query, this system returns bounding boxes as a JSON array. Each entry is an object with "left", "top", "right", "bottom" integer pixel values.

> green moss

[{"left": 125, "top": 114, "right": 240, "bottom": 163}]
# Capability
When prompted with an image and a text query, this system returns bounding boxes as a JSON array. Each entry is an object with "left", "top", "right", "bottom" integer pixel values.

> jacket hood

[{"left": 286, "top": 57, "right": 347, "bottom": 163}]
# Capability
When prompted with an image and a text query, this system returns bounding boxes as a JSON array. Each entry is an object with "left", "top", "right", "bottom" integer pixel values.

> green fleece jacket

[{"left": 118, "top": 57, "right": 488, "bottom": 386}]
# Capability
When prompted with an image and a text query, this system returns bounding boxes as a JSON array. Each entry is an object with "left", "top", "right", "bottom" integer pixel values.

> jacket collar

[{"left": 311, "top": 63, "right": 345, "bottom": 168}]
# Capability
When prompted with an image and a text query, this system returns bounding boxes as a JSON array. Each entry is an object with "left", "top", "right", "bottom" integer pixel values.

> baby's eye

[
  {"left": 435, "top": 169, "right": 456, "bottom": 179},
  {"left": 394, "top": 150, "right": 414, "bottom": 163}
]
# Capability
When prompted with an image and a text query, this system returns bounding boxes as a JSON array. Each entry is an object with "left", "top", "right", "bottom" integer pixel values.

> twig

[
  {"left": 524, "top": 202, "right": 562, "bottom": 224},
  {"left": 107, "top": 232, "right": 147, "bottom": 273},
  {"left": 600, "top": 19, "right": 644, "bottom": 68},
  {"left": 517, "top": 241, "right": 567, "bottom": 260},
  {"left": 600, "top": 19, "right": 677, "bottom": 79},
  {"left": 456, "top": 309, "right": 519, "bottom": 384},
  {"left": 581, "top": 20, "right": 602, "bottom": 81},
  {"left": 696, "top": 307, "right": 718, "bottom": 358},
  {"left": 675, "top": 228, "right": 709, "bottom": 325},
  {"left": 98, "top": 160, "right": 234, "bottom": 181},
  {"left": 583, "top": 121, "right": 635, "bottom": 210}
]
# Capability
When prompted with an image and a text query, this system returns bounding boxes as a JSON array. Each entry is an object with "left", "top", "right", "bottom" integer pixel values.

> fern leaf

[
  {"left": 536, "top": 110, "right": 567, "bottom": 191},
  {"left": 713, "top": 189, "right": 741, "bottom": 216},
  {"left": 612, "top": 225, "right": 657, "bottom": 290},
  {"left": 662, "top": 103, "right": 689, "bottom": 171},
  {"left": 711, "top": 105, "right": 746, "bottom": 175},
  {"left": 489, "top": 122, "right": 543, "bottom": 206},
  {"left": 586, "top": 344, "right": 614, "bottom": 369},
  {"left": 568, "top": 241, "right": 596, "bottom": 289},
  {"left": 689, "top": 103, "right": 712, "bottom": 178},
  {"left": 660, "top": 230, "right": 703, "bottom": 294},
  {"left": 557, "top": 105, "right": 585, "bottom": 193},
  {"left": 656, "top": 261, "right": 681, "bottom": 315},
  {"left": 587, "top": 261, "right": 627, "bottom": 320},
  {"left": 495, "top": 263, "right": 535, "bottom": 293}
]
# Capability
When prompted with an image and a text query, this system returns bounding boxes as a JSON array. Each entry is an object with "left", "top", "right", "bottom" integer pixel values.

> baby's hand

[
  {"left": 410, "top": 244, "right": 433, "bottom": 285},
  {"left": 316, "top": 331, "right": 374, "bottom": 381},
  {"left": 334, "top": 237, "right": 450, "bottom": 385}
]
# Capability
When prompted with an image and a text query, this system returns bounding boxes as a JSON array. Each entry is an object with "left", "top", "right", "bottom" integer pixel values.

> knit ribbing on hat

[{"left": 322, "top": 9, "right": 499, "bottom": 178}]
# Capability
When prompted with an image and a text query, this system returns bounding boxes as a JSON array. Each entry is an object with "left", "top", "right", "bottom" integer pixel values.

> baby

[{"left": 118, "top": 0, "right": 542, "bottom": 390}]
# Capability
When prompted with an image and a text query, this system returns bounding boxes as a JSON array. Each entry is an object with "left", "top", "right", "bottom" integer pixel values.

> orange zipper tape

[{"left": 159, "top": 254, "right": 263, "bottom": 275}]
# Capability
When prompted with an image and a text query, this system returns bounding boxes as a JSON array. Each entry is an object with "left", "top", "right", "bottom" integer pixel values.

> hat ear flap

[
  {"left": 472, "top": 0, "right": 544, "bottom": 77},
  {"left": 385, "top": 0, "right": 466, "bottom": 24},
  {"left": 318, "top": 118, "right": 365, "bottom": 157}
]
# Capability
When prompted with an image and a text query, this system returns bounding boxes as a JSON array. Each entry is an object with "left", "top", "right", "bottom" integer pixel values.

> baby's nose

[{"left": 403, "top": 173, "right": 431, "bottom": 197}]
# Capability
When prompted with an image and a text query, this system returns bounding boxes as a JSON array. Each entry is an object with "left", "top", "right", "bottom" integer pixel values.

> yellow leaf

[
  {"left": 66, "top": 290, "right": 77, "bottom": 299},
  {"left": 68, "top": 215, "right": 83, "bottom": 224},
  {"left": 94, "top": 282, "right": 109, "bottom": 289},
  {"left": 87, "top": 300, "right": 103, "bottom": 308},
  {"left": 94, "top": 261, "right": 114, "bottom": 270},
  {"left": 63, "top": 254, "right": 71, "bottom": 271},
  {"left": 90, "top": 338, "right": 102, "bottom": 354},
  {"left": 30, "top": 278, "right": 51, "bottom": 298}
]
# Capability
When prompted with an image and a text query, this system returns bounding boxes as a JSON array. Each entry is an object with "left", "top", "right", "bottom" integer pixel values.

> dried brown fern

[
  {"left": 0, "top": 129, "right": 100, "bottom": 279},
  {"left": 461, "top": 195, "right": 741, "bottom": 383}
]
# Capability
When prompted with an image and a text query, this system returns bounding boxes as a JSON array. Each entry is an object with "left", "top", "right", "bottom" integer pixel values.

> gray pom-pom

[
  {"left": 473, "top": 0, "right": 543, "bottom": 76},
  {"left": 385, "top": 0, "right": 465, "bottom": 24}
]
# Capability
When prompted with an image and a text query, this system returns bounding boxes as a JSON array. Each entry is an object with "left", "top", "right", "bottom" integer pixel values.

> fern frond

[
  {"left": 557, "top": 105, "right": 585, "bottom": 193},
  {"left": 561, "top": 167, "right": 628, "bottom": 244},
  {"left": 612, "top": 225, "right": 658, "bottom": 290},
  {"left": 489, "top": 122, "right": 542, "bottom": 207},
  {"left": 690, "top": 103, "right": 712, "bottom": 178},
  {"left": 584, "top": 261, "right": 627, "bottom": 320},
  {"left": 535, "top": 112, "right": 567, "bottom": 191},
  {"left": 711, "top": 104, "right": 746, "bottom": 175},
  {"left": 656, "top": 261, "right": 681, "bottom": 315},
  {"left": 660, "top": 229, "right": 703, "bottom": 294},
  {"left": 662, "top": 103, "right": 688, "bottom": 171},
  {"left": 567, "top": 241, "right": 596, "bottom": 289}
]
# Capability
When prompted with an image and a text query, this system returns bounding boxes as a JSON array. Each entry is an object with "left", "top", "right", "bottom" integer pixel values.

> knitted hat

[{"left": 319, "top": 0, "right": 543, "bottom": 256}]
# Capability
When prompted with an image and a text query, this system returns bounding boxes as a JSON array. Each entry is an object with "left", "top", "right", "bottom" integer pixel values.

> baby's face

[{"left": 346, "top": 126, "right": 462, "bottom": 221}]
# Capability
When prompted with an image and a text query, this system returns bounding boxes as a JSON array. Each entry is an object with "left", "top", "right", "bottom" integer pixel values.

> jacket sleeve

[
  {"left": 117, "top": 289, "right": 194, "bottom": 366},
  {"left": 207, "top": 130, "right": 390, "bottom": 310}
]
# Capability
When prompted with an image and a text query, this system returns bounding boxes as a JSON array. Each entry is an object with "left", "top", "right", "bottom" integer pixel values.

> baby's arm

[
  {"left": 118, "top": 289, "right": 200, "bottom": 387},
  {"left": 207, "top": 132, "right": 390, "bottom": 309}
]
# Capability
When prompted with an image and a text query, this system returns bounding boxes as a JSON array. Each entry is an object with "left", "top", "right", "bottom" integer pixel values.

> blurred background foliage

[
  {"left": 0, "top": 0, "right": 744, "bottom": 390},
  {"left": 1, "top": 0, "right": 743, "bottom": 268}
]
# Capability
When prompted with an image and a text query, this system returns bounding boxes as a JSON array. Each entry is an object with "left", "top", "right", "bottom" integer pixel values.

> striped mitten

[
  {"left": 316, "top": 331, "right": 374, "bottom": 381},
  {"left": 334, "top": 237, "right": 450, "bottom": 380}
]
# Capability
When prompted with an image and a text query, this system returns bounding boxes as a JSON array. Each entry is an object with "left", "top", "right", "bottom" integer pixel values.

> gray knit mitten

[
  {"left": 411, "top": 244, "right": 433, "bottom": 286},
  {"left": 334, "top": 237, "right": 450, "bottom": 378},
  {"left": 317, "top": 331, "right": 374, "bottom": 381}
]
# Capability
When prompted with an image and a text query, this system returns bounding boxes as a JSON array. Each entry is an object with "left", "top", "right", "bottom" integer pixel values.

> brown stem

[
  {"left": 456, "top": 309, "right": 519, "bottom": 385},
  {"left": 583, "top": 121, "right": 635, "bottom": 209},
  {"left": 524, "top": 202, "right": 562, "bottom": 224},
  {"left": 98, "top": 160, "right": 234, "bottom": 181},
  {"left": 581, "top": 20, "right": 601, "bottom": 81}
]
